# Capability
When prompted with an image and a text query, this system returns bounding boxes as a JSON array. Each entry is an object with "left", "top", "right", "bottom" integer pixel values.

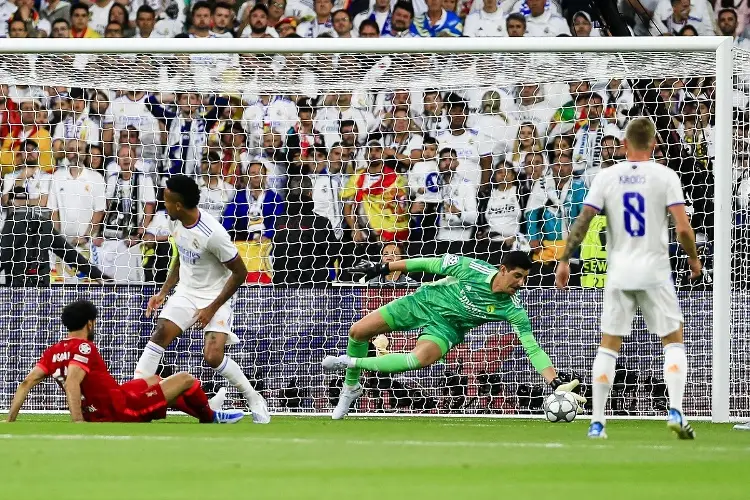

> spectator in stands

[
  {"left": 651, "top": 0, "right": 715, "bottom": 36},
  {"left": 222, "top": 160, "right": 284, "bottom": 242},
  {"left": 505, "top": 12, "right": 526, "bottom": 36},
  {"left": 107, "top": 3, "right": 132, "bottom": 37},
  {"left": 134, "top": 5, "right": 156, "bottom": 38},
  {"left": 40, "top": 0, "right": 71, "bottom": 26},
  {"left": 358, "top": 18, "right": 380, "bottom": 37},
  {"left": 332, "top": 9, "right": 353, "bottom": 37},
  {"left": 50, "top": 18, "right": 70, "bottom": 37},
  {"left": 87, "top": 0, "right": 114, "bottom": 37},
  {"left": 571, "top": 10, "right": 596, "bottom": 37},
  {"left": 383, "top": 1, "right": 414, "bottom": 38},
  {"left": 161, "top": 92, "right": 208, "bottom": 177},
  {"left": 1, "top": 99, "right": 53, "bottom": 176},
  {"left": 411, "top": 0, "right": 463, "bottom": 37},
  {"left": 408, "top": 135, "right": 441, "bottom": 244},
  {"left": 12, "top": 0, "right": 46, "bottom": 37},
  {"left": 259, "top": 127, "right": 287, "bottom": 191},
  {"left": 243, "top": 93, "right": 298, "bottom": 154},
  {"left": 514, "top": 83, "right": 556, "bottom": 135},
  {"left": 572, "top": 92, "right": 619, "bottom": 185},
  {"left": 217, "top": 121, "right": 248, "bottom": 186},
  {"left": 352, "top": 0, "right": 390, "bottom": 35},
  {"left": 602, "top": 79, "right": 634, "bottom": 129},
  {"left": 518, "top": 151, "right": 548, "bottom": 213},
  {"left": 102, "top": 89, "right": 161, "bottom": 159},
  {"left": 93, "top": 144, "right": 156, "bottom": 282},
  {"left": 70, "top": 0, "right": 99, "bottom": 38},
  {"left": 548, "top": 80, "right": 590, "bottom": 137},
  {"left": 436, "top": 94, "right": 492, "bottom": 188},
  {"left": 175, "top": 2, "right": 213, "bottom": 38},
  {"left": 476, "top": 166, "right": 523, "bottom": 265},
  {"left": 316, "top": 92, "right": 376, "bottom": 149},
  {"left": 435, "top": 147, "right": 478, "bottom": 254},
  {"left": 1, "top": 140, "right": 50, "bottom": 211},
  {"left": 526, "top": 149, "right": 586, "bottom": 281},
  {"left": 717, "top": 8, "right": 739, "bottom": 37},
  {"left": 52, "top": 88, "right": 100, "bottom": 164},
  {"left": 48, "top": 139, "right": 106, "bottom": 248},
  {"left": 197, "top": 153, "right": 235, "bottom": 219},
  {"left": 210, "top": 1, "right": 235, "bottom": 38},
  {"left": 464, "top": 0, "right": 506, "bottom": 37},
  {"left": 275, "top": 17, "right": 298, "bottom": 37},
  {"left": 516, "top": 0, "right": 570, "bottom": 36},
  {"left": 367, "top": 242, "right": 418, "bottom": 286},
  {"left": 509, "top": 121, "right": 543, "bottom": 173},
  {"left": 383, "top": 107, "right": 423, "bottom": 172},
  {"left": 237, "top": 3, "right": 271, "bottom": 38},
  {"left": 297, "top": 0, "right": 336, "bottom": 37},
  {"left": 152, "top": 2, "right": 184, "bottom": 38},
  {"left": 341, "top": 138, "right": 409, "bottom": 253},
  {"left": 265, "top": 0, "right": 286, "bottom": 32},
  {"left": 8, "top": 18, "right": 28, "bottom": 38},
  {"left": 584, "top": 134, "right": 621, "bottom": 186},
  {"left": 677, "top": 24, "right": 698, "bottom": 35},
  {"left": 286, "top": 99, "right": 321, "bottom": 163},
  {"left": 419, "top": 89, "right": 448, "bottom": 138},
  {"left": 141, "top": 189, "right": 171, "bottom": 284},
  {"left": 473, "top": 90, "right": 517, "bottom": 164}
]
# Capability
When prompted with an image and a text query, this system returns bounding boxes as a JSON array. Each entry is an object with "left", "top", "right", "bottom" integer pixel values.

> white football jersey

[
  {"left": 170, "top": 209, "right": 239, "bottom": 299},
  {"left": 584, "top": 160, "right": 685, "bottom": 290}
]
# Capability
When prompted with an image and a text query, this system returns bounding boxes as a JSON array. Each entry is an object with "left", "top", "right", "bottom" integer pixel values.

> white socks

[
  {"left": 663, "top": 343, "right": 687, "bottom": 413},
  {"left": 133, "top": 341, "right": 165, "bottom": 379},
  {"left": 591, "top": 347, "right": 618, "bottom": 425},
  {"left": 215, "top": 355, "right": 260, "bottom": 402}
]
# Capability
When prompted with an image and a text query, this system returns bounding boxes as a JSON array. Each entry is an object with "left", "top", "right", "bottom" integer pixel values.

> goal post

[{"left": 0, "top": 37, "right": 739, "bottom": 422}]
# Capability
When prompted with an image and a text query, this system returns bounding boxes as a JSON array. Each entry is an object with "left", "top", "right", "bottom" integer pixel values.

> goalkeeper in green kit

[{"left": 322, "top": 251, "right": 585, "bottom": 419}]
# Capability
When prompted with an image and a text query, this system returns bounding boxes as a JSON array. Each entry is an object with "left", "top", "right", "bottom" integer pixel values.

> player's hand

[
  {"left": 347, "top": 261, "right": 390, "bottom": 281},
  {"left": 554, "top": 261, "right": 570, "bottom": 289},
  {"left": 687, "top": 256, "right": 702, "bottom": 280},
  {"left": 145, "top": 294, "right": 166, "bottom": 318},
  {"left": 194, "top": 305, "right": 218, "bottom": 329}
]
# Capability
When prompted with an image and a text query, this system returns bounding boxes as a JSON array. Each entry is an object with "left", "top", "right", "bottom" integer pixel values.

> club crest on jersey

[
  {"left": 192, "top": 239, "right": 200, "bottom": 249},
  {"left": 79, "top": 343, "right": 91, "bottom": 355}
]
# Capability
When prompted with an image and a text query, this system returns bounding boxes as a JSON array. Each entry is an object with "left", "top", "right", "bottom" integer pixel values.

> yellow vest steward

[{"left": 581, "top": 214, "right": 607, "bottom": 288}]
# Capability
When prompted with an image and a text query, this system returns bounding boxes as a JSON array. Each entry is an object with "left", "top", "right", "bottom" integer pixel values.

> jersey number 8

[{"left": 623, "top": 192, "right": 646, "bottom": 237}]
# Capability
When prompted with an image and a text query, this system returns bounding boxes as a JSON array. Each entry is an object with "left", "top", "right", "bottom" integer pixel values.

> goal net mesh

[{"left": 0, "top": 48, "right": 745, "bottom": 419}]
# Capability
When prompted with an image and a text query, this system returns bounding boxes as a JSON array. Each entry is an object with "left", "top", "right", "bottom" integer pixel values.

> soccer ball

[{"left": 544, "top": 391, "right": 578, "bottom": 423}]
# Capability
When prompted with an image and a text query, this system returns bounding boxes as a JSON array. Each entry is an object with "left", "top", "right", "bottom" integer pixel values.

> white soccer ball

[{"left": 544, "top": 391, "right": 578, "bottom": 423}]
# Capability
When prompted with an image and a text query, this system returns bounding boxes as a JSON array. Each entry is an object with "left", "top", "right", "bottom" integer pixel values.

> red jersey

[{"left": 36, "top": 337, "right": 121, "bottom": 422}]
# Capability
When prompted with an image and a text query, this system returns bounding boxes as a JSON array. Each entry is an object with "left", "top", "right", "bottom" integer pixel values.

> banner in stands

[{"left": 1, "top": 287, "right": 745, "bottom": 417}]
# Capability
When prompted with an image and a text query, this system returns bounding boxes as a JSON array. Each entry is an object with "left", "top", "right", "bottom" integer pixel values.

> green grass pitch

[{"left": 1, "top": 415, "right": 748, "bottom": 500}]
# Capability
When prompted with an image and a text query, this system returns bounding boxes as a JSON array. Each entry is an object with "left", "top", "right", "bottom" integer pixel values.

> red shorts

[{"left": 111, "top": 379, "right": 168, "bottom": 423}]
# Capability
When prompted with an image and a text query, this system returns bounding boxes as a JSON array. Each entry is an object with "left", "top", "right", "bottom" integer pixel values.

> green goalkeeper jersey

[{"left": 399, "top": 254, "right": 552, "bottom": 373}]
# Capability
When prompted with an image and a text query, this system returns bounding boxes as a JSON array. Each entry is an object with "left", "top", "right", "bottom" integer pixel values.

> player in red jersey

[{"left": 5, "top": 300, "right": 245, "bottom": 424}]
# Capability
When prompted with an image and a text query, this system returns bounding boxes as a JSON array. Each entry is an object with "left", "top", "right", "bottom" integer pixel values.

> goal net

[{"left": 0, "top": 39, "right": 743, "bottom": 420}]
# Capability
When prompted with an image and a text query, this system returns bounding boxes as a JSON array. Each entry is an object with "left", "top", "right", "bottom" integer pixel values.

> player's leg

[
  {"left": 640, "top": 285, "right": 693, "bottom": 439},
  {"left": 134, "top": 318, "right": 182, "bottom": 379},
  {"left": 204, "top": 328, "right": 271, "bottom": 424},
  {"left": 589, "top": 287, "right": 634, "bottom": 439},
  {"left": 352, "top": 334, "right": 447, "bottom": 373},
  {"left": 160, "top": 372, "right": 243, "bottom": 424}
]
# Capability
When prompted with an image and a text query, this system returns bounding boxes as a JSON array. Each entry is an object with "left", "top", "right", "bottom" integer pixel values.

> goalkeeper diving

[{"left": 322, "top": 251, "right": 585, "bottom": 419}]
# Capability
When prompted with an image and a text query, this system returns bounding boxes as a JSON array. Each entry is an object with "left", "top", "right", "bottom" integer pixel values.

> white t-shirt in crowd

[
  {"left": 408, "top": 160, "right": 442, "bottom": 204},
  {"left": 48, "top": 166, "right": 106, "bottom": 239},
  {"left": 485, "top": 186, "right": 521, "bottom": 240},
  {"left": 89, "top": 0, "right": 114, "bottom": 36}
]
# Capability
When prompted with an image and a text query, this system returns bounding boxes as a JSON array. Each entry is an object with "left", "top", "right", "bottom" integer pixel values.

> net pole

[{"left": 712, "top": 37, "right": 733, "bottom": 423}]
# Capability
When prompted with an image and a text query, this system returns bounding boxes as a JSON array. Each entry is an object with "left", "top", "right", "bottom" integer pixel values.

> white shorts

[
  {"left": 601, "top": 282, "right": 684, "bottom": 337},
  {"left": 159, "top": 290, "right": 239, "bottom": 344}
]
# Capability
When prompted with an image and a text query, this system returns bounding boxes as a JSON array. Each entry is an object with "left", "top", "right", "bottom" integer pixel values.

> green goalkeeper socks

[
  {"left": 354, "top": 353, "right": 421, "bottom": 373},
  {"left": 344, "top": 338, "right": 369, "bottom": 386}
]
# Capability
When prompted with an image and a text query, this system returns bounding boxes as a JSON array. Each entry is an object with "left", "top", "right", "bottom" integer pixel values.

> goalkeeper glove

[
  {"left": 347, "top": 260, "right": 390, "bottom": 282},
  {"left": 549, "top": 377, "right": 588, "bottom": 411}
]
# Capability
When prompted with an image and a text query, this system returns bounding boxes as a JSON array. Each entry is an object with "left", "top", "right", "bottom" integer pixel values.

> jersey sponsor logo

[
  {"left": 442, "top": 254, "right": 459, "bottom": 268},
  {"left": 79, "top": 343, "right": 91, "bottom": 355},
  {"left": 73, "top": 354, "right": 89, "bottom": 364},
  {"left": 52, "top": 352, "right": 70, "bottom": 363}
]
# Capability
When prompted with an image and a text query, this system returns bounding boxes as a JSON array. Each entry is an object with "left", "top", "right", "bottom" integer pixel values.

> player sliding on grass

[
  {"left": 322, "top": 251, "right": 585, "bottom": 419},
  {"left": 555, "top": 117, "right": 699, "bottom": 440},
  {"left": 5, "top": 300, "right": 244, "bottom": 424}
]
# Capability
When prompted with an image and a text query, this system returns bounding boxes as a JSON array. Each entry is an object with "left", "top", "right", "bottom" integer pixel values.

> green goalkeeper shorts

[{"left": 379, "top": 293, "right": 461, "bottom": 356}]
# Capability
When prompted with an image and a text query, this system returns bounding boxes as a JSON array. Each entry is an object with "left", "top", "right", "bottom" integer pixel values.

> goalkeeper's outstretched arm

[{"left": 6, "top": 367, "right": 46, "bottom": 422}]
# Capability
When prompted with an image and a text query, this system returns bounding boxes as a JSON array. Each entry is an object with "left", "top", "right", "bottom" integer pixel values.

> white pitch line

[{"left": 0, "top": 433, "right": 746, "bottom": 453}]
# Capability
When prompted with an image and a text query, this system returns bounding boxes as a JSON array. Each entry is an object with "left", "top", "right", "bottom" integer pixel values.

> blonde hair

[
  {"left": 511, "top": 121, "right": 543, "bottom": 165},
  {"left": 481, "top": 90, "right": 509, "bottom": 122},
  {"left": 625, "top": 117, "right": 657, "bottom": 151}
]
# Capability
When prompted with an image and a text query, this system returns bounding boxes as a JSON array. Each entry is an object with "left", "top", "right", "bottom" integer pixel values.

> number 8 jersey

[{"left": 583, "top": 160, "right": 685, "bottom": 290}]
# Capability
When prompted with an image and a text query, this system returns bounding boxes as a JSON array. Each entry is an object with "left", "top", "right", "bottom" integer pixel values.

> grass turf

[{"left": 0, "top": 415, "right": 748, "bottom": 500}]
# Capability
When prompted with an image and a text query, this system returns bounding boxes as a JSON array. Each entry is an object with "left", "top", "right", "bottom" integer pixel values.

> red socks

[{"left": 170, "top": 380, "right": 215, "bottom": 423}]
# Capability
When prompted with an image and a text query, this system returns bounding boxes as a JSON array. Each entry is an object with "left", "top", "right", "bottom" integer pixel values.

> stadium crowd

[{"left": 0, "top": 0, "right": 749, "bottom": 286}]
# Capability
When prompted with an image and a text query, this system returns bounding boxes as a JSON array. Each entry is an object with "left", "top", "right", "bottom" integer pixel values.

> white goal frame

[{"left": 0, "top": 36, "right": 734, "bottom": 423}]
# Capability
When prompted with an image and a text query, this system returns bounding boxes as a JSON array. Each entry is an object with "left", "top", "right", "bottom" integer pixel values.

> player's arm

[
  {"left": 351, "top": 255, "right": 452, "bottom": 281},
  {"left": 64, "top": 364, "right": 87, "bottom": 423},
  {"left": 5, "top": 367, "right": 47, "bottom": 422},
  {"left": 508, "top": 308, "right": 585, "bottom": 400},
  {"left": 159, "top": 239, "right": 181, "bottom": 295}
]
